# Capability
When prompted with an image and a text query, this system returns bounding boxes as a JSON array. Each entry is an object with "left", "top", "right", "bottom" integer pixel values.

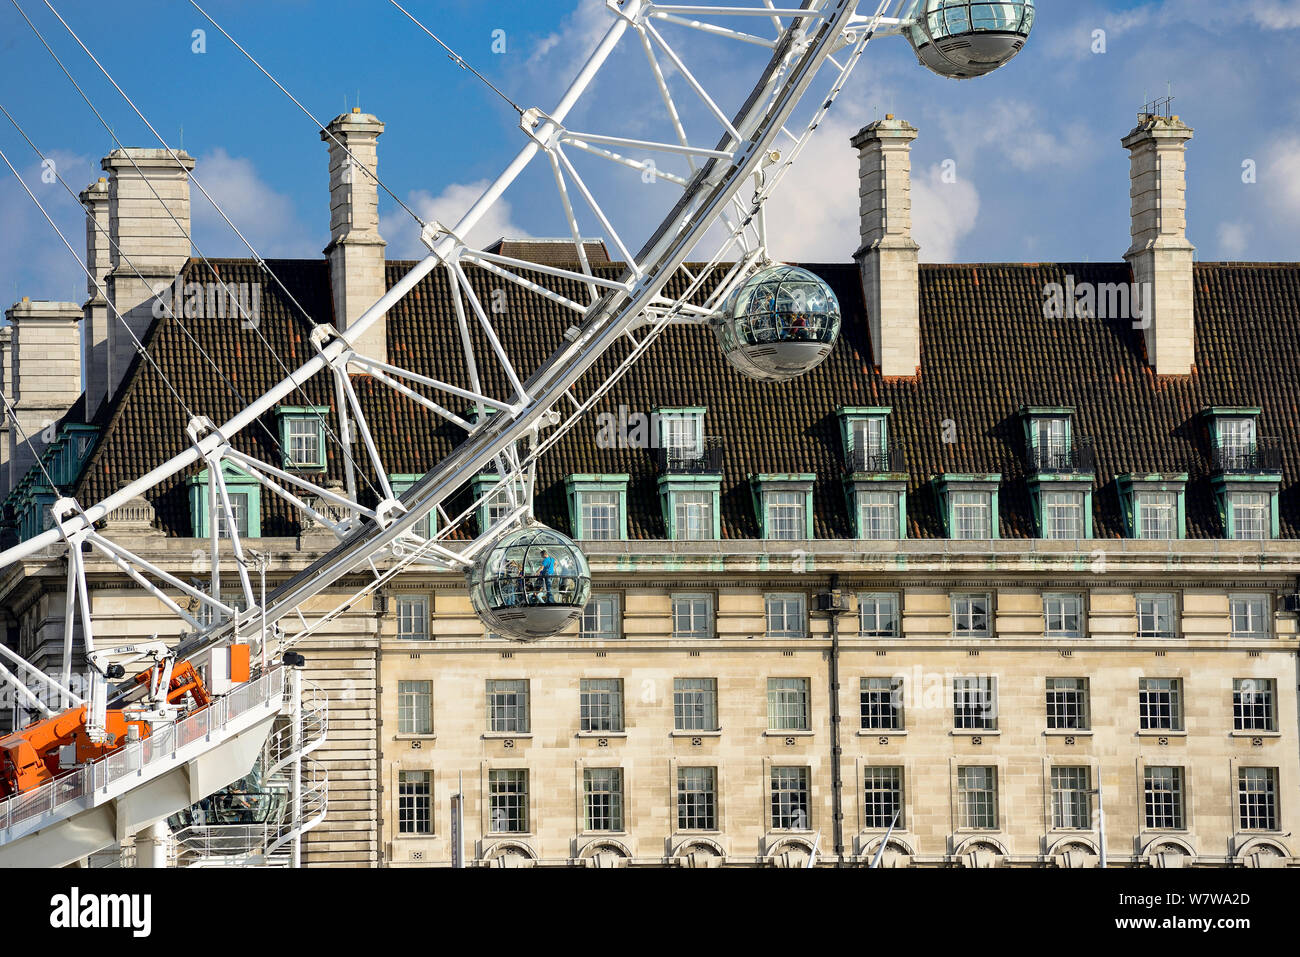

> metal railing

[
  {"left": 0, "top": 666, "right": 284, "bottom": 840},
  {"left": 846, "top": 445, "right": 905, "bottom": 474},
  {"left": 1028, "top": 439, "right": 1096, "bottom": 474},
  {"left": 1211, "top": 439, "right": 1282, "bottom": 473},
  {"left": 654, "top": 437, "right": 724, "bottom": 474}
]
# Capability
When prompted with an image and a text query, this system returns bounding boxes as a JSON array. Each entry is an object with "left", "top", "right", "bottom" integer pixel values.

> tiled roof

[{"left": 72, "top": 254, "right": 1300, "bottom": 541}]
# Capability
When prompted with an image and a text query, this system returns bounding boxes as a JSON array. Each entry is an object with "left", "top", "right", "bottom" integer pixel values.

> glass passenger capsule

[
  {"left": 467, "top": 524, "right": 592, "bottom": 641},
  {"left": 906, "top": 0, "right": 1036, "bottom": 79}
]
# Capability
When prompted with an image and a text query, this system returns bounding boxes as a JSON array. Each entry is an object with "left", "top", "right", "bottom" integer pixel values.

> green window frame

[
  {"left": 934, "top": 475, "right": 1002, "bottom": 541},
  {"left": 837, "top": 407, "right": 894, "bottom": 472},
  {"left": 389, "top": 474, "right": 436, "bottom": 538},
  {"left": 566, "top": 474, "right": 630, "bottom": 541},
  {"left": 1028, "top": 478, "right": 1094, "bottom": 540},
  {"left": 750, "top": 475, "right": 816, "bottom": 541},
  {"left": 188, "top": 461, "right": 262, "bottom": 539},
  {"left": 472, "top": 473, "right": 529, "bottom": 536},
  {"left": 659, "top": 475, "right": 722, "bottom": 541},
  {"left": 275, "top": 405, "right": 329, "bottom": 470},
  {"left": 1117, "top": 474, "right": 1188, "bottom": 541}
]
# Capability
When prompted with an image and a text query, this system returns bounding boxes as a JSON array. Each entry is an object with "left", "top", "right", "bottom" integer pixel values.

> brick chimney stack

[
  {"left": 852, "top": 116, "right": 921, "bottom": 378},
  {"left": 101, "top": 148, "right": 196, "bottom": 398},
  {"left": 1122, "top": 114, "right": 1196, "bottom": 376},
  {"left": 5, "top": 298, "right": 82, "bottom": 490},
  {"left": 80, "top": 176, "right": 111, "bottom": 418},
  {"left": 322, "top": 108, "right": 387, "bottom": 359}
]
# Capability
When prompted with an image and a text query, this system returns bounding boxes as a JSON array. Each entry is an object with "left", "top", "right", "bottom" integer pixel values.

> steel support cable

[
  {"left": 187, "top": 0, "right": 427, "bottom": 231},
  {"left": 0, "top": 102, "right": 298, "bottom": 468},
  {"left": 25, "top": 0, "right": 385, "bottom": 504}
]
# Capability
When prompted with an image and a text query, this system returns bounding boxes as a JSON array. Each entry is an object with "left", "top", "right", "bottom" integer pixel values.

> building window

[
  {"left": 863, "top": 767, "right": 903, "bottom": 829},
  {"left": 188, "top": 463, "right": 261, "bottom": 539},
  {"left": 1031, "top": 416, "right": 1070, "bottom": 467},
  {"left": 1143, "top": 766, "right": 1185, "bottom": 830},
  {"left": 397, "top": 770, "right": 432, "bottom": 834},
  {"left": 770, "top": 766, "right": 810, "bottom": 830},
  {"left": 1136, "top": 594, "right": 1176, "bottom": 638},
  {"left": 583, "top": 768, "right": 624, "bottom": 832},
  {"left": 395, "top": 596, "right": 429, "bottom": 641},
  {"left": 953, "top": 676, "right": 997, "bottom": 731},
  {"left": 276, "top": 406, "right": 328, "bottom": 470},
  {"left": 676, "top": 767, "right": 717, "bottom": 831},
  {"left": 580, "top": 593, "right": 621, "bottom": 640},
  {"left": 1218, "top": 417, "right": 1258, "bottom": 468},
  {"left": 1041, "top": 491, "right": 1085, "bottom": 540},
  {"left": 1234, "top": 678, "right": 1276, "bottom": 732},
  {"left": 1230, "top": 594, "right": 1271, "bottom": 638},
  {"left": 859, "top": 593, "right": 900, "bottom": 638},
  {"left": 660, "top": 411, "right": 704, "bottom": 462},
  {"left": 1238, "top": 767, "right": 1279, "bottom": 831},
  {"left": 488, "top": 769, "right": 528, "bottom": 833},
  {"left": 397, "top": 680, "right": 432, "bottom": 735},
  {"left": 673, "top": 490, "right": 715, "bottom": 541},
  {"left": 848, "top": 415, "right": 888, "bottom": 469},
  {"left": 1227, "top": 492, "right": 1269, "bottom": 541},
  {"left": 1139, "top": 678, "right": 1183, "bottom": 731},
  {"left": 1044, "top": 593, "right": 1084, "bottom": 638},
  {"left": 765, "top": 490, "right": 807, "bottom": 541},
  {"left": 952, "top": 491, "right": 993, "bottom": 540},
  {"left": 1134, "top": 491, "right": 1177, "bottom": 540},
  {"left": 672, "top": 593, "right": 714, "bottom": 639},
  {"left": 860, "top": 677, "right": 904, "bottom": 731},
  {"left": 957, "top": 766, "right": 998, "bottom": 830},
  {"left": 579, "top": 491, "right": 620, "bottom": 541},
  {"left": 486, "top": 679, "right": 530, "bottom": 733},
  {"left": 389, "top": 474, "right": 434, "bottom": 538},
  {"left": 857, "top": 490, "right": 900, "bottom": 541},
  {"left": 1050, "top": 767, "right": 1091, "bottom": 830},
  {"left": 674, "top": 678, "right": 718, "bottom": 732},
  {"left": 1046, "top": 677, "right": 1089, "bottom": 731},
  {"left": 765, "top": 593, "right": 807, "bottom": 639},
  {"left": 767, "top": 678, "right": 811, "bottom": 731},
  {"left": 952, "top": 593, "right": 991, "bottom": 638},
  {"left": 579, "top": 678, "right": 624, "bottom": 733}
]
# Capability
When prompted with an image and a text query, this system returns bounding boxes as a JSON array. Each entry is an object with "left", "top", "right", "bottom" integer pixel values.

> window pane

[
  {"left": 957, "top": 766, "right": 997, "bottom": 829},
  {"left": 1234, "top": 678, "right": 1276, "bottom": 732},
  {"left": 1042, "top": 491, "right": 1084, "bottom": 540},
  {"left": 677, "top": 767, "right": 717, "bottom": 831},
  {"left": 286, "top": 416, "right": 322, "bottom": 467},
  {"left": 672, "top": 594, "right": 713, "bottom": 639},
  {"left": 1139, "top": 678, "right": 1182, "bottom": 731},
  {"left": 1136, "top": 595, "right": 1175, "bottom": 638},
  {"left": 397, "top": 680, "right": 432, "bottom": 734},
  {"left": 1230, "top": 595, "right": 1270, "bottom": 637},
  {"left": 952, "top": 491, "right": 992, "bottom": 540},
  {"left": 1230, "top": 492, "right": 1269, "bottom": 541},
  {"left": 1046, "top": 677, "right": 1089, "bottom": 730},
  {"left": 860, "top": 677, "right": 904, "bottom": 731},
  {"left": 953, "top": 676, "right": 997, "bottom": 730},
  {"left": 952, "top": 594, "right": 991, "bottom": 637},
  {"left": 674, "top": 678, "right": 718, "bottom": 731},
  {"left": 673, "top": 491, "right": 715, "bottom": 541},
  {"left": 766, "top": 491, "right": 806, "bottom": 541},
  {"left": 395, "top": 596, "right": 429, "bottom": 640},
  {"left": 859, "top": 593, "right": 899, "bottom": 637},
  {"left": 1051, "top": 766, "right": 1091, "bottom": 830},
  {"left": 580, "top": 491, "right": 621, "bottom": 541},
  {"left": 398, "top": 771, "right": 432, "bottom": 834},
  {"left": 1135, "top": 492, "right": 1176, "bottom": 540},
  {"left": 765, "top": 594, "right": 806, "bottom": 638},
  {"left": 1144, "top": 766, "right": 1184, "bottom": 830},
  {"left": 770, "top": 766, "right": 810, "bottom": 829},
  {"left": 581, "top": 594, "right": 620, "bottom": 640},
  {"left": 580, "top": 678, "right": 624, "bottom": 732},
  {"left": 857, "top": 491, "right": 898, "bottom": 540},
  {"left": 486, "top": 679, "right": 529, "bottom": 733},
  {"left": 584, "top": 768, "right": 624, "bottom": 831},
  {"left": 863, "top": 767, "right": 903, "bottom": 829},
  {"left": 767, "top": 677, "right": 810, "bottom": 731},
  {"left": 1238, "top": 767, "right": 1278, "bottom": 831},
  {"left": 1044, "top": 593, "right": 1083, "bottom": 637},
  {"left": 488, "top": 769, "right": 528, "bottom": 833}
]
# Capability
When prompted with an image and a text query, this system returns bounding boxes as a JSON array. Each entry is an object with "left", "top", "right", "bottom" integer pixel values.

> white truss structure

[{"left": 0, "top": 0, "right": 941, "bottom": 860}]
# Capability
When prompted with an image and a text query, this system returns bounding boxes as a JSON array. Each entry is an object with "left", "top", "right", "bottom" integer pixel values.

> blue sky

[{"left": 1, "top": 0, "right": 1299, "bottom": 308}]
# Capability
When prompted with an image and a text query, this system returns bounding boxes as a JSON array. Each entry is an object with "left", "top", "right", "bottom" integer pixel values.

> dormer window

[
  {"left": 837, "top": 407, "right": 896, "bottom": 473},
  {"left": 655, "top": 408, "right": 719, "bottom": 474},
  {"left": 1200, "top": 410, "right": 1281, "bottom": 539},
  {"left": 189, "top": 462, "right": 261, "bottom": 539},
  {"left": 473, "top": 472, "right": 529, "bottom": 536},
  {"left": 1020, "top": 407, "right": 1092, "bottom": 474},
  {"left": 751, "top": 475, "right": 815, "bottom": 541},
  {"left": 1117, "top": 474, "right": 1187, "bottom": 541},
  {"left": 567, "top": 474, "right": 629, "bottom": 541},
  {"left": 935, "top": 475, "right": 1001, "bottom": 541},
  {"left": 276, "top": 405, "right": 329, "bottom": 470},
  {"left": 390, "top": 474, "right": 435, "bottom": 538}
]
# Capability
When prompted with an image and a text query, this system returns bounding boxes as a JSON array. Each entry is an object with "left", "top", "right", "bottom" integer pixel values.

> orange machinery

[{"left": 0, "top": 660, "right": 212, "bottom": 799}]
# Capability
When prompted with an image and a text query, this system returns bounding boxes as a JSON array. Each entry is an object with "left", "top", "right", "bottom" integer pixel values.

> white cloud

[
  {"left": 191, "top": 148, "right": 318, "bottom": 259},
  {"left": 0, "top": 151, "right": 99, "bottom": 306},
  {"left": 381, "top": 180, "right": 533, "bottom": 259},
  {"left": 1263, "top": 134, "right": 1300, "bottom": 215},
  {"left": 1216, "top": 221, "right": 1250, "bottom": 258},
  {"left": 912, "top": 163, "right": 980, "bottom": 263},
  {"left": 763, "top": 117, "right": 863, "bottom": 262},
  {"left": 527, "top": 0, "right": 615, "bottom": 76},
  {"left": 939, "top": 99, "right": 1090, "bottom": 172}
]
